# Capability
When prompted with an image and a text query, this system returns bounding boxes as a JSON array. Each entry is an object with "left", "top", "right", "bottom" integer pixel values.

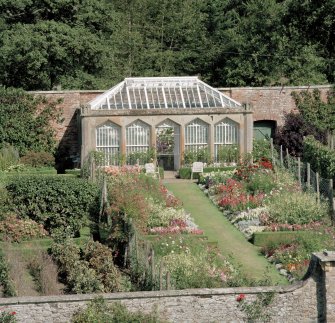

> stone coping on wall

[
  {"left": 0, "top": 281, "right": 307, "bottom": 306},
  {"left": 218, "top": 84, "right": 333, "bottom": 91},
  {"left": 80, "top": 107, "right": 252, "bottom": 117}
]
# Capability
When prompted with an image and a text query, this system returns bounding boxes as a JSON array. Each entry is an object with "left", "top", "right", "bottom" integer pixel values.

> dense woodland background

[{"left": 0, "top": 0, "right": 334, "bottom": 90}]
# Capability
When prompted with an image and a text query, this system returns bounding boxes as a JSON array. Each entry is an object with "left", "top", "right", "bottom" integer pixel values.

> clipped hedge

[
  {"left": 303, "top": 135, "right": 335, "bottom": 179},
  {"left": 251, "top": 231, "right": 310, "bottom": 247},
  {"left": 6, "top": 176, "right": 99, "bottom": 234},
  {"left": 178, "top": 166, "right": 236, "bottom": 179}
]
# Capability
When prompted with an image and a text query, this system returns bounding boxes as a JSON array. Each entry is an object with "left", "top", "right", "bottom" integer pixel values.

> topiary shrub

[
  {"left": 6, "top": 176, "right": 99, "bottom": 235},
  {"left": 20, "top": 151, "right": 55, "bottom": 167}
]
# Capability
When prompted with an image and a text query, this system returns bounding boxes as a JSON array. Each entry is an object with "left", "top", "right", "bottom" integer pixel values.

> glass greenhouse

[{"left": 81, "top": 77, "right": 253, "bottom": 169}]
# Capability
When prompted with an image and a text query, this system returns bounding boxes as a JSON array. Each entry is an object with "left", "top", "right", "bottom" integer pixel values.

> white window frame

[
  {"left": 96, "top": 122, "right": 120, "bottom": 166},
  {"left": 126, "top": 120, "right": 150, "bottom": 155},
  {"left": 185, "top": 119, "right": 209, "bottom": 152}
]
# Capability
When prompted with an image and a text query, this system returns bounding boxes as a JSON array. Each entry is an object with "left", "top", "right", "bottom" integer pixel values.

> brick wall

[
  {"left": 31, "top": 85, "right": 332, "bottom": 162},
  {"left": 219, "top": 85, "right": 332, "bottom": 126}
]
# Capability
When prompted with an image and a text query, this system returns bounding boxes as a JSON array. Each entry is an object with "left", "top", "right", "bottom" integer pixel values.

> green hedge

[
  {"left": 303, "top": 136, "right": 335, "bottom": 179},
  {"left": 6, "top": 176, "right": 99, "bottom": 235},
  {"left": 65, "top": 169, "right": 81, "bottom": 177},
  {"left": 178, "top": 166, "right": 236, "bottom": 179},
  {"left": 251, "top": 231, "right": 310, "bottom": 247}
]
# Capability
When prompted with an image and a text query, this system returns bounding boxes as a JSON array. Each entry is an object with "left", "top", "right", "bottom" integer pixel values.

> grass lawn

[{"left": 165, "top": 182, "right": 287, "bottom": 285}]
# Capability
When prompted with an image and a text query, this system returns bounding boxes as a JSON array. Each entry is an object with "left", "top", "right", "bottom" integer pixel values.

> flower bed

[{"left": 199, "top": 159, "right": 334, "bottom": 280}]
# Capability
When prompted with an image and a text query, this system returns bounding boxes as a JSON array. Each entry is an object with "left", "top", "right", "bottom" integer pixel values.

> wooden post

[
  {"left": 329, "top": 179, "right": 334, "bottom": 225},
  {"left": 298, "top": 157, "right": 301, "bottom": 187},
  {"left": 280, "top": 145, "right": 283, "bottom": 167},
  {"left": 166, "top": 272, "right": 171, "bottom": 290},
  {"left": 124, "top": 247, "right": 128, "bottom": 267},
  {"left": 307, "top": 163, "right": 311, "bottom": 187},
  {"left": 270, "top": 138, "right": 275, "bottom": 166},
  {"left": 316, "top": 172, "right": 320, "bottom": 205},
  {"left": 151, "top": 249, "right": 155, "bottom": 289},
  {"left": 159, "top": 261, "right": 163, "bottom": 290},
  {"left": 286, "top": 148, "right": 289, "bottom": 169}
]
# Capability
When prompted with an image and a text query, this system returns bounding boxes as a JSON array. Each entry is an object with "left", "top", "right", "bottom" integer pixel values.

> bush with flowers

[
  {"left": 0, "top": 309, "right": 16, "bottom": 323},
  {"left": 0, "top": 213, "right": 48, "bottom": 242},
  {"left": 151, "top": 235, "right": 235, "bottom": 289}
]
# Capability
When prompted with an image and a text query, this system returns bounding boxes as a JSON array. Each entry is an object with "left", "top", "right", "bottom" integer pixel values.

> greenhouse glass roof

[{"left": 89, "top": 77, "right": 241, "bottom": 110}]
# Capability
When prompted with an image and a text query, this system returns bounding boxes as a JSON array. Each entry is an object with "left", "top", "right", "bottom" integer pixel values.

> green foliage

[
  {"left": 51, "top": 239, "right": 128, "bottom": 294},
  {"left": 0, "top": 0, "right": 333, "bottom": 89},
  {"left": 238, "top": 292, "right": 275, "bottom": 322},
  {"left": 178, "top": 166, "right": 236, "bottom": 180},
  {"left": 252, "top": 139, "right": 273, "bottom": 162},
  {"left": 0, "top": 88, "right": 62, "bottom": 155},
  {"left": 20, "top": 151, "right": 55, "bottom": 167},
  {"left": 72, "top": 297, "right": 163, "bottom": 323},
  {"left": 127, "top": 148, "right": 156, "bottom": 166},
  {"left": 216, "top": 145, "right": 239, "bottom": 163},
  {"left": 0, "top": 251, "right": 16, "bottom": 297},
  {"left": 303, "top": 135, "right": 335, "bottom": 179},
  {"left": 6, "top": 176, "right": 99, "bottom": 234},
  {"left": 267, "top": 190, "right": 328, "bottom": 225},
  {"left": 245, "top": 171, "right": 277, "bottom": 195},
  {"left": 0, "top": 214, "right": 48, "bottom": 243},
  {"left": 0, "top": 145, "right": 19, "bottom": 171},
  {"left": 0, "top": 311, "right": 17, "bottom": 323},
  {"left": 252, "top": 231, "right": 310, "bottom": 247},
  {"left": 183, "top": 148, "right": 211, "bottom": 165}
]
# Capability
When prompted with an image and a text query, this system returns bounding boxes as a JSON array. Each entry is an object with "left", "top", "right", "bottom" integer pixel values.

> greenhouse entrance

[{"left": 156, "top": 120, "right": 180, "bottom": 170}]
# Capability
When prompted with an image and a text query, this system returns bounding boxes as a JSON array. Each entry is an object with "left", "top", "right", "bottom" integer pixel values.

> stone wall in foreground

[{"left": 1, "top": 252, "right": 334, "bottom": 323}]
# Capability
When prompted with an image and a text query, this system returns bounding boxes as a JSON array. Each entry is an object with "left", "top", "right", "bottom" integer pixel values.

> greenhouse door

[
  {"left": 253, "top": 120, "right": 276, "bottom": 140},
  {"left": 156, "top": 120, "right": 180, "bottom": 170}
]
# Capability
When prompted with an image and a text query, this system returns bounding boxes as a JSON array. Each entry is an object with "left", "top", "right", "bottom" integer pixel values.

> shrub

[
  {"left": 303, "top": 135, "right": 335, "bottom": 179},
  {"left": 252, "top": 139, "right": 273, "bottom": 162},
  {"left": 20, "top": 151, "right": 55, "bottom": 167},
  {"left": 0, "top": 87, "right": 62, "bottom": 156},
  {"left": 245, "top": 171, "right": 277, "bottom": 195},
  {"left": 6, "top": 176, "right": 99, "bottom": 234},
  {"left": 183, "top": 147, "right": 211, "bottom": 165},
  {"left": 72, "top": 297, "right": 163, "bottom": 323},
  {"left": 0, "top": 251, "right": 16, "bottom": 297},
  {"left": 0, "top": 214, "right": 48, "bottom": 242},
  {"left": 51, "top": 239, "right": 127, "bottom": 294},
  {"left": 267, "top": 191, "right": 328, "bottom": 224},
  {"left": 0, "top": 311, "right": 17, "bottom": 323},
  {"left": 216, "top": 144, "right": 239, "bottom": 163},
  {"left": 0, "top": 145, "right": 19, "bottom": 171}
]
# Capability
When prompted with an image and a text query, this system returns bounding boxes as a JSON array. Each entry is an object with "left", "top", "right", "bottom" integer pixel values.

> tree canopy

[{"left": 0, "top": 0, "right": 333, "bottom": 90}]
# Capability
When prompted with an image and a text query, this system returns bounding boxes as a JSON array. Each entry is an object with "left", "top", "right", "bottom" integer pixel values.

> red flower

[
  {"left": 11, "top": 312, "right": 16, "bottom": 315},
  {"left": 236, "top": 294, "right": 245, "bottom": 302}
]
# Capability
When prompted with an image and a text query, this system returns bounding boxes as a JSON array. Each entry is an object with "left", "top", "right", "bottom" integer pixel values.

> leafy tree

[
  {"left": 274, "top": 112, "right": 326, "bottom": 157},
  {"left": 0, "top": 87, "right": 62, "bottom": 155},
  {"left": 292, "top": 88, "right": 335, "bottom": 146}
]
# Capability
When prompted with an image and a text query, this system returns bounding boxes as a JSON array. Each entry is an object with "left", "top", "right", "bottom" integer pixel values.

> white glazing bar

[
  {"left": 219, "top": 93, "right": 225, "bottom": 107},
  {"left": 149, "top": 88, "right": 155, "bottom": 108},
  {"left": 106, "top": 96, "right": 111, "bottom": 109},
  {"left": 190, "top": 87, "right": 197, "bottom": 108},
  {"left": 119, "top": 88, "right": 124, "bottom": 109},
  {"left": 196, "top": 85, "right": 203, "bottom": 108},
  {"left": 200, "top": 84, "right": 210, "bottom": 107},
  {"left": 173, "top": 86, "right": 180, "bottom": 108},
  {"left": 138, "top": 87, "right": 144, "bottom": 109},
  {"left": 155, "top": 87, "right": 161, "bottom": 108},
  {"left": 167, "top": 86, "right": 173, "bottom": 108},
  {"left": 179, "top": 86, "right": 186, "bottom": 108},
  {"left": 144, "top": 87, "right": 150, "bottom": 109},
  {"left": 126, "top": 87, "right": 132, "bottom": 109},
  {"left": 132, "top": 88, "right": 138, "bottom": 109},
  {"left": 162, "top": 87, "right": 168, "bottom": 109},
  {"left": 211, "top": 89, "right": 218, "bottom": 107},
  {"left": 185, "top": 87, "right": 191, "bottom": 108},
  {"left": 113, "top": 93, "right": 117, "bottom": 109}
]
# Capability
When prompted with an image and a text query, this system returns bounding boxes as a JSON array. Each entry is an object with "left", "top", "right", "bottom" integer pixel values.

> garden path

[{"left": 164, "top": 181, "right": 287, "bottom": 284}]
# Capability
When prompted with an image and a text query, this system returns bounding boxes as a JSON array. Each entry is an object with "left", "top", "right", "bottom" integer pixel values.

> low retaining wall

[{"left": 0, "top": 252, "right": 334, "bottom": 322}]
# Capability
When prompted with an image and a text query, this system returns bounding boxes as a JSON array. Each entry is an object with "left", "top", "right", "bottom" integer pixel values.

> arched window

[
  {"left": 96, "top": 122, "right": 120, "bottom": 166},
  {"left": 185, "top": 119, "right": 209, "bottom": 152},
  {"left": 214, "top": 118, "right": 239, "bottom": 162},
  {"left": 126, "top": 120, "right": 150, "bottom": 155}
]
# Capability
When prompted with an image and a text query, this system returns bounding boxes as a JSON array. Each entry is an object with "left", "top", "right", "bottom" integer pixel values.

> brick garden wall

[
  {"left": 1, "top": 253, "right": 334, "bottom": 323},
  {"left": 31, "top": 85, "right": 332, "bottom": 163}
]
